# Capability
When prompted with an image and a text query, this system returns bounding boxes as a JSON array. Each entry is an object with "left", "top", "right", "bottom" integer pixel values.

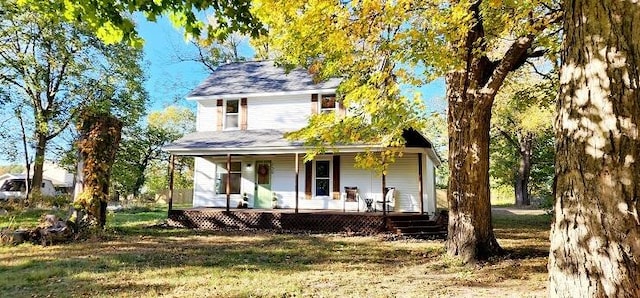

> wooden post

[
  {"left": 418, "top": 153, "right": 424, "bottom": 215},
  {"left": 226, "top": 154, "right": 231, "bottom": 212},
  {"left": 382, "top": 172, "right": 387, "bottom": 216},
  {"left": 295, "top": 153, "right": 299, "bottom": 213},
  {"left": 168, "top": 154, "right": 175, "bottom": 216}
]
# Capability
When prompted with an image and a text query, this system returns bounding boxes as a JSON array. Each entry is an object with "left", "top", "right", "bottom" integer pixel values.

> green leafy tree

[
  {"left": 548, "top": 0, "right": 640, "bottom": 295},
  {"left": 0, "top": 165, "right": 25, "bottom": 176},
  {"left": 0, "top": 1, "right": 146, "bottom": 197},
  {"left": 16, "top": 0, "right": 264, "bottom": 47},
  {"left": 254, "top": 0, "right": 428, "bottom": 175},
  {"left": 112, "top": 106, "right": 195, "bottom": 197},
  {"left": 490, "top": 70, "right": 555, "bottom": 206},
  {"left": 253, "top": 0, "right": 562, "bottom": 262},
  {"left": 423, "top": 111, "right": 448, "bottom": 188}
]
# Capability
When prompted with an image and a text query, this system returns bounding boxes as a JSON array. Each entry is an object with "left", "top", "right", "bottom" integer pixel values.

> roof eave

[
  {"left": 164, "top": 144, "right": 385, "bottom": 156},
  {"left": 186, "top": 88, "right": 339, "bottom": 101}
]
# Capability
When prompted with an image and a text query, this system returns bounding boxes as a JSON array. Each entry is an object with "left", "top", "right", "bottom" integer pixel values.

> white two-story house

[{"left": 164, "top": 61, "right": 441, "bottom": 215}]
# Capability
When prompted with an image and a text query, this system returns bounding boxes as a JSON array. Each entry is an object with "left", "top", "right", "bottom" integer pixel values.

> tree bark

[
  {"left": 515, "top": 133, "right": 532, "bottom": 206},
  {"left": 31, "top": 133, "right": 47, "bottom": 198},
  {"left": 132, "top": 163, "right": 147, "bottom": 197},
  {"left": 443, "top": 0, "right": 558, "bottom": 263},
  {"left": 73, "top": 148, "right": 84, "bottom": 201},
  {"left": 446, "top": 71, "right": 502, "bottom": 262},
  {"left": 76, "top": 111, "right": 123, "bottom": 228},
  {"left": 548, "top": 0, "right": 640, "bottom": 296}
]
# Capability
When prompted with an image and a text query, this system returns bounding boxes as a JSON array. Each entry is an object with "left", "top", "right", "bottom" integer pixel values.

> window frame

[
  {"left": 319, "top": 94, "right": 337, "bottom": 114},
  {"left": 313, "top": 159, "right": 332, "bottom": 198},
  {"left": 224, "top": 99, "right": 240, "bottom": 130},
  {"left": 216, "top": 161, "right": 242, "bottom": 195}
]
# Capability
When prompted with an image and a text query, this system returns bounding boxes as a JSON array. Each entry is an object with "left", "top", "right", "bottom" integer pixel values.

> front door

[{"left": 255, "top": 161, "right": 272, "bottom": 208}]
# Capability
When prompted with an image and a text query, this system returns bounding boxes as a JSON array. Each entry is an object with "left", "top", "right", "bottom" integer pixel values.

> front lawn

[{"left": 0, "top": 206, "right": 551, "bottom": 297}]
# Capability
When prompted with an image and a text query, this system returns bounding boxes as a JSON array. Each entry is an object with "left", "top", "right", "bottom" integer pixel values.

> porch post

[
  {"left": 168, "top": 154, "right": 175, "bottom": 216},
  {"left": 226, "top": 153, "right": 231, "bottom": 212},
  {"left": 382, "top": 171, "right": 387, "bottom": 216},
  {"left": 418, "top": 153, "right": 424, "bottom": 215},
  {"left": 295, "top": 153, "right": 299, "bottom": 213}
]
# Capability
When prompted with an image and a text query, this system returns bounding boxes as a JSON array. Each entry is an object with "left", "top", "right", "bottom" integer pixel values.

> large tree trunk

[
  {"left": 76, "top": 111, "right": 123, "bottom": 228},
  {"left": 548, "top": 0, "right": 640, "bottom": 296},
  {"left": 446, "top": 71, "right": 502, "bottom": 263},
  {"left": 132, "top": 162, "right": 148, "bottom": 197},
  {"left": 515, "top": 133, "right": 532, "bottom": 206},
  {"left": 30, "top": 133, "right": 47, "bottom": 197}
]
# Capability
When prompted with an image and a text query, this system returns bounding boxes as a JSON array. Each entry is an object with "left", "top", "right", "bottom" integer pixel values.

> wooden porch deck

[{"left": 167, "top": 208, "right": 447, "bottom": 237}]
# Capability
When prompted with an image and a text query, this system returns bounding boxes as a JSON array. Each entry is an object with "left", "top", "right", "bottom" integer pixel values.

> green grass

[
  {"left": 0, "top": 207, "right": 68, "bottom": 229},
  {"left": 106, "top": 206, "right": 167, "bottom": 231},
  {"left": 0, "top": 206, "right": 552, "bottom": 297}
]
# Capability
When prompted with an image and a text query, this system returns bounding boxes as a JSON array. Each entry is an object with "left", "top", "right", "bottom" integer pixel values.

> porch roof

[
  {"left": 164, "top": 129, "right": 441, "bottom": 165},
  {"left": 164, "top": 129, "right": 303, "bottom": 153}
]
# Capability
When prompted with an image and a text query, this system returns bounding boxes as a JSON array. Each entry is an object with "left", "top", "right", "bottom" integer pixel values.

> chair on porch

[
  {"left": 376, "top": 187, "right": 396, "bottom": 213},
  {"left": 342, "top": 186, "right": 361, "bottom": 212}
]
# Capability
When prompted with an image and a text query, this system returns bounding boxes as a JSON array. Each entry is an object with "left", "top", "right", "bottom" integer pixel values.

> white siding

[
  {"left": 340, "top": 153, "right": 379, "bottom": 211},
  {"left": 269, "top": 155, "right": 303, "bottom": 208},
  {"left": 196, "top": 158, "right": 257, "bottom": 208},
  {"left": 425, "top": 156, "right": 437, "bottom": 214},
  {"left": 193, "top": 157, "right": 217, "bottom": 207},
  {"left": 197, "top": 101, "right": 218, "bottom": 131},
  {"left": 246, "top": 94, "right": 311, "bottom": 130},
  {"left": 386, "top": 154, "right": 420, "bottom": 212}
]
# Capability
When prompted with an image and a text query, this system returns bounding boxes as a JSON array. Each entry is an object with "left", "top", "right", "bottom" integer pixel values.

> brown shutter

[
  {"left": 332, "top": 155, "right": 340, "bottom": 200},
  {"left": 305, "top": 161, "right": 313, "bottom": 199},
  {"left": 338, "top": 101, "right": 346, "bottom": 117},
  {"left": 240, "top": 98, "right": 248, "bottom": 130},
  {"left": 216, "top": 99, "right": 223, "bottom": 131},
  {"left": 311, "top": 94, "right": 318, "bottom": 114}
]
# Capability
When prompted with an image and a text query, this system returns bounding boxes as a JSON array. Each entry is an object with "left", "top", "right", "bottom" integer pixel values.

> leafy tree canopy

[
  {"left": 253, "top": 0, "right": 560, "bottom": 172},
  {"left": 0, "top": 0, "right": 148, "bottom": 196},
  {"left": 16, "top": 0, "right": 264, "bottom": 47},
  {"left": 490, "top": 69, "right": 556, "bottom": 203},
  {"left": 112, "top": 106, "right": 195, "bottom": 197}
]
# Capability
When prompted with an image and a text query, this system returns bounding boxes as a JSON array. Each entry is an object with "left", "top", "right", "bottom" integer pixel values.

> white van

[{"left": 0, "top": 174, "right": 56, "bottom": 201}]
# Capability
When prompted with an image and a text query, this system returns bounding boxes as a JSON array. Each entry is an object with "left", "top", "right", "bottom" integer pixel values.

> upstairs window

[
  {"left": 320, "top": 94, "right": 336, "bottom": 114},
  {"left": 225, "top": 99, "right": 239, "bottom": 129}
]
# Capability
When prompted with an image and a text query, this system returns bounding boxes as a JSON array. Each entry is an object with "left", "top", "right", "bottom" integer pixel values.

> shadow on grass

[
  {"left": 0, "top": 230, "right": 444, "bottom": 297},
  {"left": 0, "top": 207, "right": 553, "bottom": 297}
]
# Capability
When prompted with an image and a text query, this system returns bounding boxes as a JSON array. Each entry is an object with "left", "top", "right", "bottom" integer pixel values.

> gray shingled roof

[
  {"left": 187, "top": 61, "right": 342, "bottom": 98},
  {"left": 164, "top": 129, "right": 301, "bottom": 151}
]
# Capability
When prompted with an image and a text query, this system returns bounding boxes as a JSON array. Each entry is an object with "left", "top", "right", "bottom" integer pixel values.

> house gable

[
  {"left": 187, "top": 60, "right": 340, "bottom": 100},
  {"left": 188, "top": 61, "right": 341, "bottom": 132}
]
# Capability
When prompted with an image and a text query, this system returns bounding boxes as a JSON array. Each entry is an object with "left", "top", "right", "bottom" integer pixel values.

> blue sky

[{"left": 135, "top": 16, "right": 446, "bottom": 114}]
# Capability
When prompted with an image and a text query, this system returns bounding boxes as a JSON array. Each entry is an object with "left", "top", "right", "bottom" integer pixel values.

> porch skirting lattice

[{"left": 167, "top": 209, "right": 388, "bottom": 234}]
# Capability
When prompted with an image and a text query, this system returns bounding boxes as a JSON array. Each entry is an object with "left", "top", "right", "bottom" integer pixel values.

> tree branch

[
  {"left": 482, "top": 10, "right": 563, "bottom": 97},
  {"left": 463, "top": 0, "right": 487, "bottom": 94},
  {"left": 525, "top": 60, "right": 554, "bottom": 81},
  {"left": 495, "top": 126, "right": 520, "bottom": 149}
]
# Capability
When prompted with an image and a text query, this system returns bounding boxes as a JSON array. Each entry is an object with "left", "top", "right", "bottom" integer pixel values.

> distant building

[{"left": 25, "top": 161, "right": 74, "bottom": 194}]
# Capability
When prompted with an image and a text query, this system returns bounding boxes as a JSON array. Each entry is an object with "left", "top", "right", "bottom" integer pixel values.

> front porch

[
  {"left": 164, "top": 129, "right": 441, "bottom": 216},
  {"left": 167, "top": 208, "right": 447, "bottom": 237}
]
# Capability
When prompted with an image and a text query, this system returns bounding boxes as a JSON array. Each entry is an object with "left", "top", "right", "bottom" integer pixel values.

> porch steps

[{"left": 386, "top": 213, "right": 448, "bottom": 239}]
